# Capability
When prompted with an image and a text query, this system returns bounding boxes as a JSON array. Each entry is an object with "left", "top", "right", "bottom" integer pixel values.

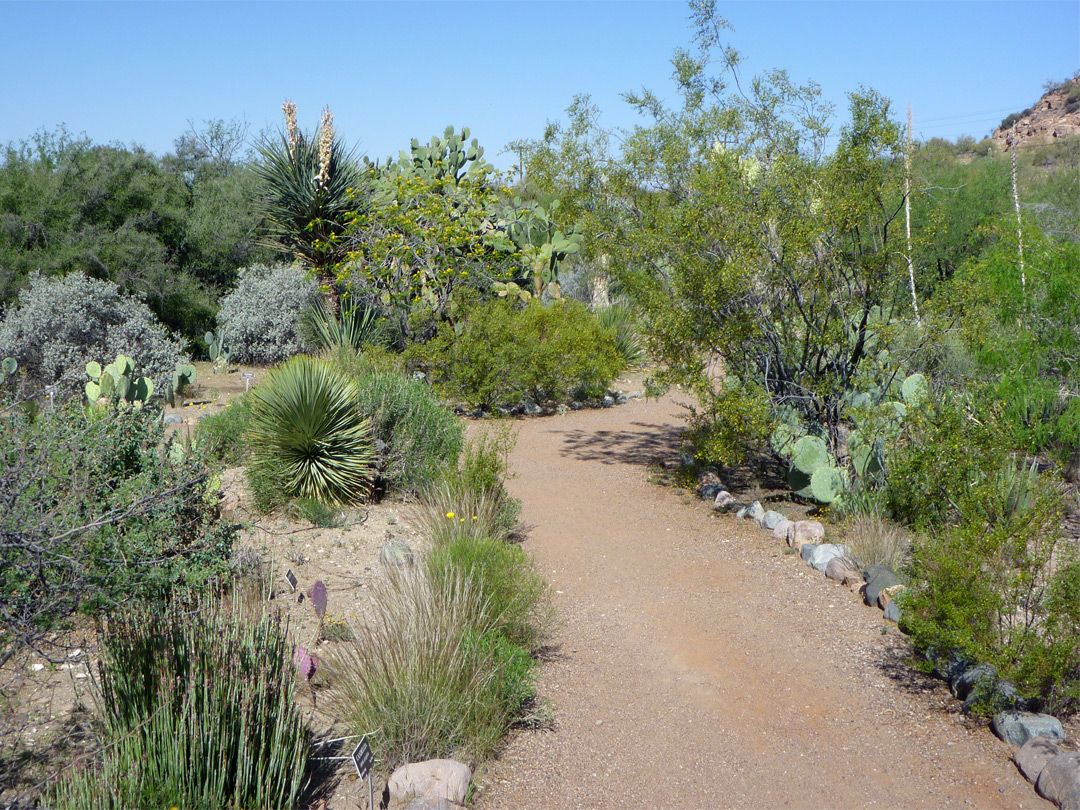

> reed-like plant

[
  {"left": 298, "top": 298, "right": 388, "bottom": 353},
  {"left": 49, "top": 599, "right": 310, "bottom": 809},
  {"left": 595, "top": 303, "right": 646, "bottom": 369}
]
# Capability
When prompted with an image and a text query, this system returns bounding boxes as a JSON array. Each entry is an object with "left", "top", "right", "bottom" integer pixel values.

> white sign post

[{"left": 241, "top": 371, "right": 254, "bottom": 392}]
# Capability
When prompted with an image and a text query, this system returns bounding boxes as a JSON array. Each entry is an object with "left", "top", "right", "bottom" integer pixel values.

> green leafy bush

[
  {"left": 330, "top": 349, "right": 463, "bottom": 496},
  {"left": 50, "top": 599, "right": 310, "bottom": 809},
  {"left": 246, "top": 355, "right": 374, "bottom": 506},
  {"left": 595, "top": 303, "right": 646, "bottom": 368},
  {"left": 0, "top": 400, "right": 232, "bottom": 665},
  {"left": 416, "top": 298, "right": 622, "bottom": 409}
]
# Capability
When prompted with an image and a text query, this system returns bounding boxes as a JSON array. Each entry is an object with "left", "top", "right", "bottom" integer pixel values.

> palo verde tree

[
  {"left": 523, "top": 1, "right": 919, "bottom": 465},
  {"left": 253, "top": 101, "right": 369, "bottom": 314}
]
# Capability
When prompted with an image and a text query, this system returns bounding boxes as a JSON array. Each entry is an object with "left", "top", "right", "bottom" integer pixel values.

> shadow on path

[{"left": 552, "top": 422, "right": 685, "bottom": 467}]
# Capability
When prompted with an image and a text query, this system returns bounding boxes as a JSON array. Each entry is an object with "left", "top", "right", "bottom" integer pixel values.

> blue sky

[{"left": 2, "top": 1, "right": 1077, "bottom": 170}]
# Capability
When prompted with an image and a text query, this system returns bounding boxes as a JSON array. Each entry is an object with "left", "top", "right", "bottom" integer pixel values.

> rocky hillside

[{"left": 992, "top": 75, "right": 1080, "bottom": 151}]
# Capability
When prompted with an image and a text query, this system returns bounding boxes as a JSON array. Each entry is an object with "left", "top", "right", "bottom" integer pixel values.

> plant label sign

[
  {"left": 242, "top": 371, "right": 254, "bottom": 391},
  {"left": 285, "top": 569, "right": 298, "bottom": 592},
  {"left": 352, "top": 736, "right": 374, "bottom": 780}
]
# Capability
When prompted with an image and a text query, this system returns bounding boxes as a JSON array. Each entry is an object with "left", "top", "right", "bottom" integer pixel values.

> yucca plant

[
  {"left": 253, "top": 102, "right": 370, "bottom": 314},
  {"left": 49, "top": 599, "right": 310, "bottom": 809},
  {"left": 247, "top": 355, "right": 374, "bottom": 504},
  {"left": 298, "top": 297, "right": 388, "bottom": 352},
  {"left": 595, "top": 303, "right": 647, "bottom": 369}
]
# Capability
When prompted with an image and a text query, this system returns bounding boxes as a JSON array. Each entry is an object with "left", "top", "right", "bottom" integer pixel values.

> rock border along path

[{"left": 475, "top": 391, "right": 1050, "bottom": 810}]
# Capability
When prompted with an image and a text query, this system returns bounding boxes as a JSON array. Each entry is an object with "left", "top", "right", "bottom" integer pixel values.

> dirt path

[{"left": 475, "top": 392, "right": 1048, "bottom": 810}]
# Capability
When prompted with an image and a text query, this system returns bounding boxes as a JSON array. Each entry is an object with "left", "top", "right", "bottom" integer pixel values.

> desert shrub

[
  {"left": 330, "top": 349, "right": 463, "bottom": 496},
  {"left": 49, "top": 599, "right": 310, "bottom": 809},
  {"left": 416, "top": 298, "right": 622, "bottom": 409},
  {"left": 192, "top": 394, "right": 252, "bottom": 466},
  {"left": 324, "top": 566, "right": 520, "bottom": 767},
  {"left": 246, "top": 355, "right": 374, "bottom": 507},
  {"left": 0, "top": 399, "right": 233, "bottom": 665},
  {"left": 840, "top": 510, "right": 911, "bottom": 572},
  {"left": 217, "top": 263, "right": 316, "bottom": 364},
  {"left": 0, "top": 271, "right": 186, "bottom": 396},
  {"left": 900, "top": 474, "right": 1079, "bottom": 713}
]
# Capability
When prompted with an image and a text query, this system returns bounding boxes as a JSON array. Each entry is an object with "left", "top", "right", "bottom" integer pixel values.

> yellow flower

[
  {"left": 472, "top": 516, "right": 478, "bottom": 520},
  {"left": 446, "top": 512, "right": 455, "bottom": 519}
]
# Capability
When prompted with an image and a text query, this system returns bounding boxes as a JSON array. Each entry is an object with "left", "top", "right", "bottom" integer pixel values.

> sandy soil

[{"left": 473, "top": 390, "right": 1062, "bottom": 810}]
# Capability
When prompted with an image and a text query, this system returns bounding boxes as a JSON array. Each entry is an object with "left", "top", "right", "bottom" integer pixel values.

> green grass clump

[
  {"left": 193, "top": 394, "right": 252, "bottom": 466},
  {"left": 49, "top": 600, "right": 310, "bottom": 809}
]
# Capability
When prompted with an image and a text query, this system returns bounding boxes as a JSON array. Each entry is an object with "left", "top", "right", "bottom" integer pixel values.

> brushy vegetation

[
  {"left": 0, "top": 272, "right": 187, "bottom": 396},
  {"left": 415, "top": 298, "right": 622, "bottom": 409},
  {"left": 331, "top": 348, "right": 464, "bottom": 496},
  {"left": 216, "top": 263, "right": 317, "bottom": 364},
  {"left": 0, "top": 399, "right": 233, "bottom": 666},
  {"left": 246, "top": 355, "right": 374, "bottom": 507},
  {"left": 49, "top": 599, "right": 310, "bottom": 809},
  {"left": 192, "top": 393, "right": 253, "bottom": 466}
]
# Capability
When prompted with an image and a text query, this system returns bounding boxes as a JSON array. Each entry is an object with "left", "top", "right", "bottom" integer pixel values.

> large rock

[
  {"left": 786, "top": 520, "right": 825, "bottom": 549},
  {"left": 992, "top": 712, "right": 1064, "bottom": 747},
  {"left": 388, "top": 760, "right": 471, "bottom": 808},
  {"left": 963, "top": 675, "right": 1025, "bottom": 715},
  {"left": 800, "top": 543, "right": 818, "bottom": 563},
  {"left": 772, "top": 519, "right": 793, "bottom": 541},
  {"left": 758, "top": 510, "right": 786, "bottom": 531},
  {"left": 1015, "top": 736, "right": 1063, "bottom": 783},
  {"left": 883, "top": 600, "right": 902, "bottom": 624},
  {"left": 953, "top": 663, "right": 997, "bottom": 700},
  {"left": 877, "top": 584, "right": 906, "bottom": 611},
  {"left": 809, "top": 544, "right": 851, "bottom": 573},
  {"left": 825, "top": 555, "right": 861, "bottom": 583},
  {"left": 700, "top": 483, "right": 723, "bottom": 501},
  {"left": 862, "top": 565, "right": 901, "bottom": 607},
  {"left": 697, "top": 471, "right": 722, "bottom": 492},
  {"left": 1036, "top": 751, "right": 1080, "bottom": 810}
]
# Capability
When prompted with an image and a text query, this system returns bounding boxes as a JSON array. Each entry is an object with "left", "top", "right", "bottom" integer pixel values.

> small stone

[
  {"left": 824, "top": 555, "right": 860, "bottom": 583},
  {"left": 786, "top": 520, "right": 825, "bottom": 549},
  {"left": 163, "top": 414, "right": 183, "bottom": 425},
  {"left": 877, "top": 584, "right": 906, "bottom": 611},
  {"left": 700, "top": 483, "right": 723, "bottom": 501},
  {"left": 862, "top": 565, "right": 901, "bottom": 607},
  {"left": 772, "top": 519, "right": 793, "bottom": 541},
  {"left": 1015, "top": 736, "right": 1062, "bottom": 783},
  {"left": 697, "top": 471, "right": 722, "bottom": 489},
  {"left": 602, "top": 395, "right": 615, "bottom": 407},
  {"left": 556, "top": 404, "right": 570, "bottom": 415},
  {"left": 992, "top": 712, "right": 1064, "bottom": 748},
  {"left": 883, "top": 600, "right": 902, "bottom": 624},
  {"left": 615, "top": 393, "right": 629, "bottom": 405},
  {"left": 714, "top": 490, "right": 735, "bottom": 510},
  {"left": 845, "top": 576, "right": 867, "bottom": 595},
  {"left": 522, "top": 401, "right": 542, "bottom": 416},
  {"left": 1035, "top": 751, "right": 1080, "bottom": 809},
  {"left": 737, "top": 501, "right": 765, "bottom": 523},
  {"left": 388, "top": 760, "right": 471, "bottom": 807},
  {"left": 758, "top": 510, "right": 785, "bottom": 531},
  {"left": 380, "top": 539, "right": 414, "bottom": 568},
  {"left": 809, "top": 544, "right": 848, "bottom": 572},
  {"left": 30, "top": 663, "right": 44, "bottom": 672}
]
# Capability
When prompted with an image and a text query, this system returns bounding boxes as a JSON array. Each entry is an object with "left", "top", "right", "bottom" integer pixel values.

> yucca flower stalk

[{"left": 254, "top": 101, "right": 371, "bottom": 314}]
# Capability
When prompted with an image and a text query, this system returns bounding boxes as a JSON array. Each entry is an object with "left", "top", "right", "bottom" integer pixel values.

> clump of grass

[
  {"left": 49, "top": 599, "right": 310, "bottom": 809},
  {"left": 193, "top": 394, "right": 252, "bottom": 466},
  {"left": 842, "top": 511, "right": 912, "bottom": 572},
  {"left": 287, "top": 497, "right": 344, "bottom": 528},
  {"left": 324, "top": 567, "right": 516, "bottom": 767}
]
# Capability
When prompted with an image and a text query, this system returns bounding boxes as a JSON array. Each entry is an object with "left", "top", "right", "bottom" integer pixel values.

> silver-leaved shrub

[
  {"left": 0, "top": 272, "right": 186, "bottom": 395},
  {"left": 216, "top": 263, "right": 316, "bottom": 365}
]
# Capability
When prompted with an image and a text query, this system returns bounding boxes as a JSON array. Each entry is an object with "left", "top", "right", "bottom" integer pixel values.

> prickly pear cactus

[{"left": 85, "top": 354, "right": 154, "bottom": 406}]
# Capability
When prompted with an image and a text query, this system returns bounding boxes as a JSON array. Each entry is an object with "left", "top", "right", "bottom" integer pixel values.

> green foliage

[
  {"left": 0, "top": 400, "right": 233, "bottom": 665},
  {"left": 417, "top": 299, "right": 622, "bottom": 409},
  {"left": 594, "top": 304, "right": 646, "bottom": 368},
  {"left": 84, "top": 354, "right": 154, "bottom": 405},
  {"left": 193, "top": 395, "right": 252, "bottom": 466},
  {"left": 246, "top": 355, "right": 374, "bottom": 506},
  {"left": 298, "top": 297, "right": 388, "bottom": 353},
  {"left": 329, "top": 350, "right": 464, "bottom": 496},
  {"left": 49, "top": 599, "right": 310, "bottom": 809},
  {"left": 901, "top": 474, "right": 1078, "bottom": 713}
]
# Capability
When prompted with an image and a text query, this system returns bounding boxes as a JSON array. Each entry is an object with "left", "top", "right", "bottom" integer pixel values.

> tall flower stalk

[{"left": 253, "top": 102, "right": 369, "bottom": 315}]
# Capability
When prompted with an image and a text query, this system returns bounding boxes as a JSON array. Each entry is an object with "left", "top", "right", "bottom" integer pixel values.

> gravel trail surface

[{"left": 474, "top": 392, "right": 1048, "bottom": 810}]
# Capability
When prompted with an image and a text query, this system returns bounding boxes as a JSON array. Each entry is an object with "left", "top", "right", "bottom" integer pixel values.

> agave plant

[
  {"left": 298, "top": 297, "right": 387, "bottom": 352},
  {"left": 595, "top": 304, "right": 646, "bottom": 369},
  {"left": 247, "top": 355, "right": 374, "bottom": 504},
  {"left": 253, "top": 102, "right": 371, "bottom": 314}
]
